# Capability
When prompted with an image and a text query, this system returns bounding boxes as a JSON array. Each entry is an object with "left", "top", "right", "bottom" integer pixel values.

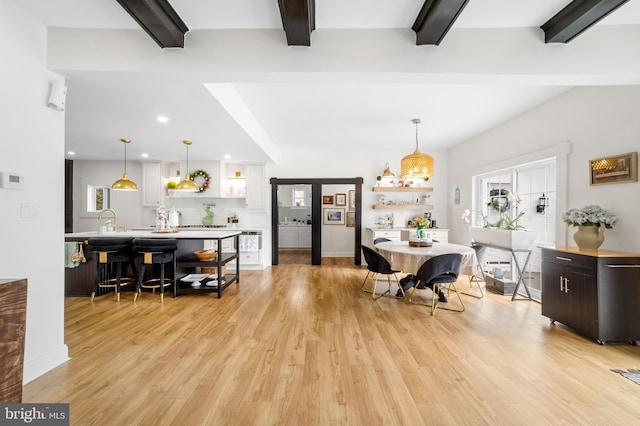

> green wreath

[
  {"left": 490, "top": 196, "right": 510, "bottom": 213},
  {"left": 190, "top": 169, "right": 211, "bottom": 193}
]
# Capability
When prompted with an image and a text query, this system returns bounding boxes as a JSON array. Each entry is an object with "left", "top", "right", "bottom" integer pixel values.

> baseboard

[{"left": 23, "top": 344, "right": 70, "bottom": 384}]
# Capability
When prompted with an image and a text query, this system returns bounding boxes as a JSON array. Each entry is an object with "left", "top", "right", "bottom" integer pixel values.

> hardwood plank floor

[{"left": 24, "top": 264, "right": 640, "bottom": 425}]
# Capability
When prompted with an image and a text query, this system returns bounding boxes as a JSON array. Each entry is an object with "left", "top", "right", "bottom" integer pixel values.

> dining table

[{"left": 374, "top": 240, "right": 477, "bottom": 276}]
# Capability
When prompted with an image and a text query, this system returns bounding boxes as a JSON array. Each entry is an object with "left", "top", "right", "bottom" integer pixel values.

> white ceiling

[{"left": 11, "top": 0, "right": 640, "bottom": 162}]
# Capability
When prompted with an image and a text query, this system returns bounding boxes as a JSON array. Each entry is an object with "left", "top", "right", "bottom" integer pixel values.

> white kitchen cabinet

[
  {"left": 279, "top": 226, "right": 312, "bottom": 249},
  {"left": 299, "top": 228, "right": 312, "bottom": 248},
  {"left": 279, "top": 227, "right": 299, "bottom": 248},
  {"left": 428, "top": 229, "right": 449, "bottom": 243},
  {"left": 142, "top": 162, "right": 163, "bottom": 207},
  {"left": 245, "top": 165, "right": 265, "bottom": 210}
]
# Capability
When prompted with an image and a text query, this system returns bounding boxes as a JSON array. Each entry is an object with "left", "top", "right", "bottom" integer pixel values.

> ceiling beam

[
  {"left": 278, "top": 0, "right": 315, "bottom": 46},
  {"left": 541, "top": 0, "right": 630, "bottom": 43},
  {"left": 412, "top": 0, "right": 470, "bottom": 46},
  {"left": 116, "top": 0, "right": 189, "bottom": 48}
]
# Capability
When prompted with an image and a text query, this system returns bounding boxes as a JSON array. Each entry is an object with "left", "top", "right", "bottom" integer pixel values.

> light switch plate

[{"left": 21, "top": 202, "right": 39, "bottom": 218}]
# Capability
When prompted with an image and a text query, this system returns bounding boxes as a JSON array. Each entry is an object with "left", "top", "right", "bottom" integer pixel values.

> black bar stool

[
  {"left": 132, "top": 238, "right": 178, "bottom": 303},
  {"left": 88, "top": 237, "right": 137, "bottom": 302}
]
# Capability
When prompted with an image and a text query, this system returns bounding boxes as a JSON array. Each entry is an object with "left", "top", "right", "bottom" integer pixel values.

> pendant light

[
  {"left": 176, "top": 140, "right": 200, "bottom": 192},
  {"left": 400, "top": 118, "right": 434, "bottom": 180},
  {"left": 112, "top": 138, "right": 139, "bottom": 191},
  {"left": 382, "top": 162, "right": 395, "bottom": 177}
]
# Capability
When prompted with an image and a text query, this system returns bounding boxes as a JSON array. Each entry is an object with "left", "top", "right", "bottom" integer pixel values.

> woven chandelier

[{"left": 400, "top": 118, "right": 434, "bottom": 180}]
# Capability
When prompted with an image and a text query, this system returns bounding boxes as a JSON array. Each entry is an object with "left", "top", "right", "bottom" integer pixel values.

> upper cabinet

[
  {"left": 157, "top": 161, "right": 265, "bottom": 207},
  {"left": 142, "top": 162, "right": 165, "bottom": 206}
]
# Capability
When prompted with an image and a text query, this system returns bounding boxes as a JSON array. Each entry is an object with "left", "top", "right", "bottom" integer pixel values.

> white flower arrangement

[{"left": 562, "top": 204, "right": 619, "bottom": 229}]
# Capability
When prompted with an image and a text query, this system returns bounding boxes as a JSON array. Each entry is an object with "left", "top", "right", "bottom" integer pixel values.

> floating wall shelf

[
  {"left": 372, "top": 187, "right": 433, "bottom": 192},
  {"left": 372, "top": 204, "right": 434, "bottom": 210}
]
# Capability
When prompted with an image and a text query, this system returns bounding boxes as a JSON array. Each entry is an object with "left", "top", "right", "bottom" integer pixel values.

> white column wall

[{"left": 0, "top": 1, "right": 69, "bottom": 383}]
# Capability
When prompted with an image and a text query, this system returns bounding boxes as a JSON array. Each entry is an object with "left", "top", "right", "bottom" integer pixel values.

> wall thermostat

[{"left": 0, "top": 172, "right": 25, "bottom": 189}]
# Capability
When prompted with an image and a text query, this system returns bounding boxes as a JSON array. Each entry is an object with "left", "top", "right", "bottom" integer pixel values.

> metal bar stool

[
  {"left": 132, "top": 238, "right": 178, "bottom": 303},
  {"left": 88, "top": 237, "right": 137, "bottom": 302}
]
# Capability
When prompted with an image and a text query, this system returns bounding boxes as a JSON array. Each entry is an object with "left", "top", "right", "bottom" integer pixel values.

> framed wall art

[
  {"left": 335, "top": 193, "right": 346, "bottom": 206},
  {"left": 323, "top": 208, "right": 345, "bottom": 225},
  {"left": 590, "top": 152, "right": 638, "bottom": 186},
  {"left": 346, "top": 211, "right": 355, "bottom": 227},
  {"left": 323, "top": 195, "right": 334, "bottom": 205},
  {"left": 348, "top": 190, "right": 356, "bottom": 211}
]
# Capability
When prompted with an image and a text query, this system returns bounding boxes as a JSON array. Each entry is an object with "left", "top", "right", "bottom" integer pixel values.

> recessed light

[
  {"left": 67, "top": 151, "right": 75, "bottom": 155},
  {"left": 157, "top": 116, "right": 169, "bottom": 123},
  {"left": 141, "top": 153, "right": 149, "bottom": 158},
  {"left": 224, "top": 154, "right": 231, "bottom": 159}
]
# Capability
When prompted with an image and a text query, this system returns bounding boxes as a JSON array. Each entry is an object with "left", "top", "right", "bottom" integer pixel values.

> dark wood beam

[
  {"left": 541, "top": 0, "right": 630, "bottom": 43},
  {"left": 116, "top": 0, "right": 189, "bottom": 48},
  {"left": 278, "top": 0, "right": 315, "bottom": 46},
  {"left": 412, "top": 0, "right": 470, "bottom": 46}
]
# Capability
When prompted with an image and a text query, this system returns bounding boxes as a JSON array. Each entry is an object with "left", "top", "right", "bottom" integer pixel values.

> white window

[
  {"left": 293, "top": 189, "right": 306, "bottom": 206},
  {"left": 87, "top": 185, "right": 111, "bottom": 212}
]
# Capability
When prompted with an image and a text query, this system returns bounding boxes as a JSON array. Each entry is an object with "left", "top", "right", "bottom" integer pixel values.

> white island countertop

[{"left": 65, "top": 229, "right": 243, "bottom": 239}]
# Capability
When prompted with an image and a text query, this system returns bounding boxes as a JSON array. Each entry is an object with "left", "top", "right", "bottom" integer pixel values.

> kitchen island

[{"left": 64, "top": 229, "right": 242, "bottom": 299}]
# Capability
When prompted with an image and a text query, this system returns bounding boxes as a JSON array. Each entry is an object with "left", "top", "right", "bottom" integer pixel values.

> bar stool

[
  {"left": 132, "top": 238, "right": 178, "bottom": 303},
  {"left": 88, "top": 237, "right": 137, "bottom": 302}
]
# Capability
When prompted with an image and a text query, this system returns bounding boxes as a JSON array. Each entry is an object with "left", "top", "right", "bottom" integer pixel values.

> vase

[
  {"left": 573, "top": 225, "right": 605, "bottom": 251},
  {"left": 416, "top": 226, "right": 426, "bottom": 241}
]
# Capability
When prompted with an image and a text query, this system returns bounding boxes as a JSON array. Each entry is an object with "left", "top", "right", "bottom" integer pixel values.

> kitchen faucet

[{"left": 98, "top": 209, "right": 118, "bottom": 232}]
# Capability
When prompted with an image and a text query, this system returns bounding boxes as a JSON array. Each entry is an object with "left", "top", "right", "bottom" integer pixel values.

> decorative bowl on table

[{"left": 194, "top": 249, "right": 217, "bottom": 261}]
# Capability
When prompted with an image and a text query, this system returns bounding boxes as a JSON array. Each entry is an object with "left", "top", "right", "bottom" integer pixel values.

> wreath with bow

[
  {"left": 190, "top": 169, "right": 211, "bottom": 193},
  {"left": 488, "top": 188, "right": 510, "bottom": 213}
]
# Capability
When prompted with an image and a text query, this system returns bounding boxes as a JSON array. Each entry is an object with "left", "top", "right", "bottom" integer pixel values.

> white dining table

[{"left": 374, "top": 241, "right": 477, "bottom": 276}]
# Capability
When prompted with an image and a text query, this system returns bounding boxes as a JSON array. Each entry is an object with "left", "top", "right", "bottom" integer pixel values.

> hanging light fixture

[
  {"left": 382, "top": 162, "right": 395, "bottom": 178},
  {"left": 400, "top": 118, "right": 434, "bottom": 180},
  {"left": 112, "top": 138, "right": 138, "bottom": 191},
  {"left": 176, "top": 140, "right": 200, "bottom": 192}
]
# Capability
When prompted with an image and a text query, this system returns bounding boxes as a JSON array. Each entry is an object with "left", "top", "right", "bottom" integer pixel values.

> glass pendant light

[
  {"left": 176, "top": 140, "right": 200, "bottom": 192},
  {"left": 400, "top": 118, "right": 434, "bottom": 180},
  {"left": 112, "top": 138, "right": 138, "bottom": 191}
]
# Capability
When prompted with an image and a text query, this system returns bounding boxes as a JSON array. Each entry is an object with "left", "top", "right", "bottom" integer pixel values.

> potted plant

[{"left": 468, "top": 211, "right": 537, "bottom": 250}]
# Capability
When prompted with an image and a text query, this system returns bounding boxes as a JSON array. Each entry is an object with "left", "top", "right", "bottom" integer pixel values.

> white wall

[
  {"left": 448, "top": 86, "right": 640, "bottom": 253},
  {"left": 73, "top": 160, "right": 144, "bottom": 232},
  {"left": 0, "top": 1, "right": 69, "bottom": 383}
]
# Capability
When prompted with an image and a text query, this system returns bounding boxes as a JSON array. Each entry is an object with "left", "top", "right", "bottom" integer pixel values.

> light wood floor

[{"left": 24, "top": 263, "right": 640, "bottom": 425}]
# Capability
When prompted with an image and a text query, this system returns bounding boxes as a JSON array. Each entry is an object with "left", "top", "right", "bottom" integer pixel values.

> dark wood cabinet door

[
  {"left": 564, "top": 268, "right": 597, "bottom": 339},
  {"left": 541, "top": 261, "right": 567, "bottom": 326}
]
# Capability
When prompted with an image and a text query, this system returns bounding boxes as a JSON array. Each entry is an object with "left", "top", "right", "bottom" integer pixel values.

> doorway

[
  {"left": 270, "top": 178, "right": 363, "bottom": 266},
  {"left": 277, "top": 184, "right": 312, "bottom": 264}
]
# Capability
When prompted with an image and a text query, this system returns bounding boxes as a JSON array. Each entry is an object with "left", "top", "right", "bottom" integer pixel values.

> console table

[{"left": 474, "top": 243, "right": 533, "bottom": 301}]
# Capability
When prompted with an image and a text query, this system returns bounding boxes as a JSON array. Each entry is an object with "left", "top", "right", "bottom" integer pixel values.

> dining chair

[
  {"left": 408, "top": 253, "right": 464, "bottom": 315},
  {"left": 361, "top": 245, "right": 401, "bottom": 300},
  {"left": 462, "top": 243, "right": 485, "bottom": 299},
  {"left": 373, "top": 237, "right": 391, "bottom": 244}
]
